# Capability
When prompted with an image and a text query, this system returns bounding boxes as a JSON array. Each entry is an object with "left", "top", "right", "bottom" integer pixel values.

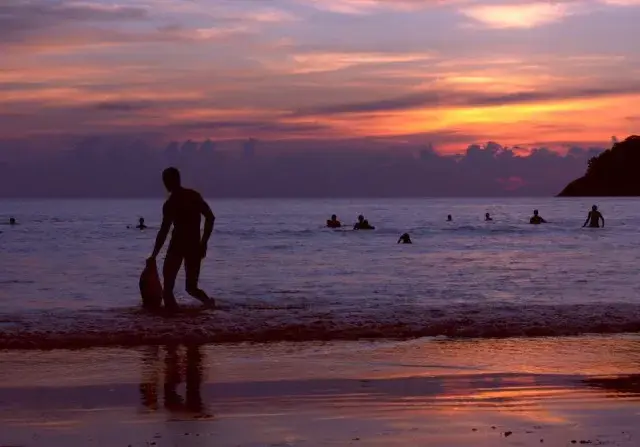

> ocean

[{"left": 2, "top": 197, "right": 640, "bottom": 349}]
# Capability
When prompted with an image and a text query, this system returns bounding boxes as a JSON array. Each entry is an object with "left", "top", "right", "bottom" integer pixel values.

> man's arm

[
  {"left": 582, "top": 212, "right": 591, "bottom": 227},
  {"left": 600, "top": 214, "right": 605, "bottom": 227},
  {"left": 200, "top": 197, "right": 215, "bottom": 258},
  {"left": 150, "top": 204, "right": 172, "bottom": 259}
]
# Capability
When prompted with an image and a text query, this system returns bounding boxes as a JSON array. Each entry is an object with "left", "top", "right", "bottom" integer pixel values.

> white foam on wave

[{"left": 3, "top": 302, "right": 640, "bottom": 349}]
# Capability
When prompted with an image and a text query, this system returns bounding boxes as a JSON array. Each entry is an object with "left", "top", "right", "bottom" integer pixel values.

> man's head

[
  {"left": 331, "top": 214, "right": 337, "bottom": 220},
  {"left": 358, "top": 215, "right": 364, "bottom": 222},
  {"left": 592, "top": 205, "right": 598, "bottom": 211},
  {"left": 533, "top": 209, "right": 539, "bottom": 216},
  {"left": 162, "top": 167, "right": 181, "bottom": 192}
]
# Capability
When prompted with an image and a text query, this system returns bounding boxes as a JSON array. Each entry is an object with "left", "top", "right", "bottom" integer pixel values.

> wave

[
  {"left": 0, "top": 280, "right": 35, "bottom": 285},
  {"left": 3, "top": 302, "right": 640, "bottom": 350},
  {"left": 212, "top": 224, "right": 590, "bottom": 239}
]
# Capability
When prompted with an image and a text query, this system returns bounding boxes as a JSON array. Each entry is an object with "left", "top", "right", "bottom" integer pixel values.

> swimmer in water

[
  {"left": 136, "top": 217, "right": 148, "bottom": 230},
  {"left": 583, "top": 205, "right": 605, "bottom": 228},
  {"left": 9, "top": 217, "right": 16, "bottom": 225},
  {"left": 485, "top": 213, "right": 493, "bottom": 221},
  {"left": 447, "top": 215, "right": 452, "bottom": 222},
  {"left": 398, "top": 233, "right": 412, "bottom": 244},
  {"left": 326, "top": 214, "right": 341, "bottom": 228},
  {"left": 529, "top": 209, "right": 547, "bottom": 225},
  {"left": 354, "top": 215, "right": 375, "bottom": 230}
]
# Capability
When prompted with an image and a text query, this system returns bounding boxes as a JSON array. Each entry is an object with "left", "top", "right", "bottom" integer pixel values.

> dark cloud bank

[
  {"left": 297, "top": 85, "right": 640, "bottom": 116},
  {"left": 0, "top": 135, "right": 604, "bottom": 198}
]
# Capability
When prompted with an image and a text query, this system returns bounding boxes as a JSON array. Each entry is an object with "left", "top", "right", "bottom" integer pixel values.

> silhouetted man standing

[{"left": 149, "top": 167, "right": 215, "bottom": 311}]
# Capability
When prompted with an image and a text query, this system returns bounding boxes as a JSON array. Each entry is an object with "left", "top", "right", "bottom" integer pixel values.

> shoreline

[
  {"left": 5, "top": 302, "right": 640, "bottom": 350},
  {"left": 2, "top": 335, "right": 640, "bottom": 446}
]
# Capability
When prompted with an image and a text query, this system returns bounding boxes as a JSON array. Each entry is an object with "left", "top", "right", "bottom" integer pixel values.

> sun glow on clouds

[
  {"left": 461, "top": 3, "right": 574, "bottom": 29},
  {"left": 601, "top": 0, "right": 640, "bottom": 5},
  {"left": 1, "top": 0, "right": 640, "bottom": 152}
]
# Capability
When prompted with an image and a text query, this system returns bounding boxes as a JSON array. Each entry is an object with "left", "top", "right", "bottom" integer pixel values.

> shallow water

[{"left": 2, "top": 197, "right": 640, "bottom": 348}]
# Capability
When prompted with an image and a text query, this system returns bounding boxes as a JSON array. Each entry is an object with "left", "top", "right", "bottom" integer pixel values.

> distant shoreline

[{"left": 0, "top": 195, "right": 622, "bottom": 199}]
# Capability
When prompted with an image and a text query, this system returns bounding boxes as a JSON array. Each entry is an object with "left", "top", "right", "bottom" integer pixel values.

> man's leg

[
  {"left": 184, "top": 254, "right": 215, "bottom": 307},
  {"left": 163, "top": 250, "right": 183, "bottom": 311}
]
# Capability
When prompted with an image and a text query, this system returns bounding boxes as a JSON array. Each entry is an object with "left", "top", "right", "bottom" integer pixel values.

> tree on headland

[{"left": 559, "top": 135, "right": 640, "bottom": 196}]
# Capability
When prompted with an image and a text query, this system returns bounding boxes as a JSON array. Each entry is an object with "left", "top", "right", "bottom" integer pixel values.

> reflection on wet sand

[
  {"left": 3, "top": 337, "right": 640, "bottom": 446},
  {"left": 139, "top": 344, "right": 210, "bottom": 418}
]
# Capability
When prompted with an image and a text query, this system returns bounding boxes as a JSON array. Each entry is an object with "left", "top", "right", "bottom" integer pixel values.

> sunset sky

[{"left": 2, "top": 0, "right": 640, "bottom": 153}]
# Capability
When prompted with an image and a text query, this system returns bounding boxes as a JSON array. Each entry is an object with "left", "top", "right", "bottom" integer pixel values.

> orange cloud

[
  {"left": 1, "top": 0, "right": 638, "bottom": 152},
  {"left": 258, "top": 51, "right": 434, "bottom": 74}
]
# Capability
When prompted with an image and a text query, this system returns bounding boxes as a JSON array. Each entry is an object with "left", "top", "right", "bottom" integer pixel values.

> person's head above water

[
  {"left": 9, "top": 217, "right": 16, "bottom": 225},
  {"left": 447, "top": 215, "right": 452, "bottom": 221},
  {"left": 139, "top": 217, "right": 145, "bottom": 224},
  {"left": 358, "top": 215, "right": 364, "bottom": 222},
  {"left": 533, "top": 209, "right": 539, "bottom": 216},
  {"left": 331, "top": 214, "right": 337, "bottom": 221},
  {"left": 162, "top": 167, "right": 181, "bottom": 192},
  {"left": 485, "top": 213, "right": 490, "bottom": 218},
  {"left": 592, "top": 205, "right": 598, "bottom": 211}
]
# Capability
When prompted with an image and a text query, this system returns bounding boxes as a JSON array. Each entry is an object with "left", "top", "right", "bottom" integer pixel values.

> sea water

[{"left": 2, "top": 197, "right": 640, "bottom": 348}]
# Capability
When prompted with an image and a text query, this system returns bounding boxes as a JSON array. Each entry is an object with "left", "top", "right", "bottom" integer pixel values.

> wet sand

[{"left": 2, "top": 335, "right": 640, "bottom": 446}]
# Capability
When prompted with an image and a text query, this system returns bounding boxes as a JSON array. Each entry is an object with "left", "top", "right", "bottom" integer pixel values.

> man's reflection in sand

[
  {"left": 139, "top": 344, "right": 209, "bottom": 417},
  {"left": 140, "top": 345, "right": 161, "bottom": 411}
]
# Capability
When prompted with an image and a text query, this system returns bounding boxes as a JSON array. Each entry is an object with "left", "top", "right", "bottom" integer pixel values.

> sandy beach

[{"left": 1, "top": 335, "right": 640, "bottom": 446}]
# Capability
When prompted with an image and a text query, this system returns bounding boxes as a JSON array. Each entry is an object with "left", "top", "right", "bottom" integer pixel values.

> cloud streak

[
  {"left": 0, "top": 1, "right": 148, "bottom": 39},
  {"left": 298, "top": 84, "right": 640, "bottom": 115}
]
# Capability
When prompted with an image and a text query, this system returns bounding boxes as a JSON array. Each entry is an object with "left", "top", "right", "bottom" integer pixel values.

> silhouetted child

[
  {"left": 354, "top": 215, "right": 375, "bottom": 230},
  {"left": 326, "top": 214, "right": 341, "bottom": 228},
  {"left": 530, "top": 209, "right": 547, "bottom": 224},
  {"left": 398, "top": 233, "right": 412, "bottom": 244},
  {"left": 583, "top": 205, "right": 604, "bottom": 228},
  {"left": 485, "top": 213, "right": 493, "bottom": 221},
  {"left": 136, "top": 217, "right": 148, "bottom": 230}
]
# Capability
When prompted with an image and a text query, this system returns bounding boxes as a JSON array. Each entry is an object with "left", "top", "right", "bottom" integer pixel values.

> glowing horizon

[{"left": 2, "top": 0, "right": 639, "bottom": 154}]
